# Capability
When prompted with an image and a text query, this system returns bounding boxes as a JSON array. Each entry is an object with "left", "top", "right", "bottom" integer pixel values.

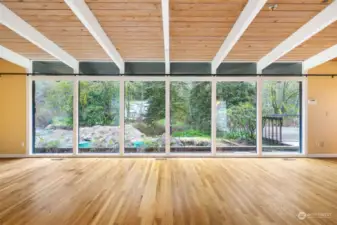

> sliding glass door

[
  {"left": 216, "top": 81, "right": 257, "bottom": 153},
  {"left": 78, "top": 81, "right": 120, "bottom": 153},
  {"left": 124, "top": 81, "right": 165, "bottom": 153},
  {"left": 170, "top": 81, "right": 211, "bottom": 153},
  {"left": 33, "top": 80, "right": 74, "bottom": 154},
  {"left": 262, "top": 80, "right": 302, "bottom": 153}
]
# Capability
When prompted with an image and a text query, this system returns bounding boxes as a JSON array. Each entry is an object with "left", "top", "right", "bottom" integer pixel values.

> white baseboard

[
  {"left": 262, "top": 152, "right": 304, "bottom": 158},
  {"left": 308, "top": 154, "right": 337, "bottom": 158},
  {"left": 0, "top": 154, "right": 26, "bottom": 158},
  {"left": 1, "top": 153, "right": 337, "bottom": 158}
]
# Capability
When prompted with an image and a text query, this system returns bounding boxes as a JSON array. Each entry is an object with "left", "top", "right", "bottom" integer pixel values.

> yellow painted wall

[
  {"left": 308, "top": 61, "right": 337, "bottom": 154},
  {"left": 0, "top": 60, "right": 27, "bottom": 154}
]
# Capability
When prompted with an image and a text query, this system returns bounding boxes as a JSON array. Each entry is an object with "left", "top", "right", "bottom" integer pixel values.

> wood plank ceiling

[
  {"left": 86, "top": 0, "right": 164, "bottom": 61},
  {"left": 0, "top": 0, "right": 336, "bottom": 63},
  {"left": 227, "top": 0, "right": 331, "bottom": 62},
  {"left": 170, "top": 0, "right": 247, "bottom": 61},
  {"left": 0, "top": 24, "right": 54, "bottom": 60},
  {"left": 1, "top": 0, "right": 109, "bottom": 61}
]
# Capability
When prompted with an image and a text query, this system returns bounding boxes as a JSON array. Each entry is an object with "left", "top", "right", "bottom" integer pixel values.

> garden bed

[{"left": 34, "top": 146, "right": 299, "bottom": 154}]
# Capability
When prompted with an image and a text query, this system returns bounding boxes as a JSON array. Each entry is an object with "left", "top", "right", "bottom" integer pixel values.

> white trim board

[
  {"left": 161, "top": 0, "right": 170, "bottom": 74},
  {"left": 0, "top": 154, "right": 307, "bottom": 158},
  {"left": 0, "top": 154, "right": 26, "bottom": 158},
  {"left": 0, "top": 45, "right": 30, "bottom": 68},
  {"left": 303, "top": 44, "right": 337, "bottom": 71},
  {"left": 5, "top": 154, "right": 337, "bottom": 158},
  {"left": 308, "top": 154, "right": 337, "bottom": 158},
  {"left": 29, "top": 76, "right": 306, "bottom": 82}
]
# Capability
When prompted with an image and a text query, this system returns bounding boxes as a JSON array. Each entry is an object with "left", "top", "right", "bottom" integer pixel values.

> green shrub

[
  {"left": 224, "top": 131, "right": 243, "bottom": 140},
  {"left": 52, "top": 117, "right": 73, "bottom": 129},
  {"left": 79, "top": 81, "right": 119, "bottom": 126},
  {"left": 143, "top": 139, "right": 162, "bottom": 152},
  {"left": 172, "top": 129, "right": 210, "bottom": 138},
  {"left": 133, "top": 122, "right": 165, "bottom": 136},
  {"left": 227, "top": 103, "right": 256, "bottom": 141},
  {"left": 40, "top": 140, "right": 61, "bottom": 148},
  {"left": 156, "top": 119, "right": 165, "bottom": 126}
]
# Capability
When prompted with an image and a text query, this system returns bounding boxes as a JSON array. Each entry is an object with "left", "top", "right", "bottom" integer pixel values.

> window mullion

[
  {"left": 257, "top": 77, "right": 263, "bottom": 157},
  {"left": 302, "top": 77, "right": 308, "bottom": 156},
  {"left": 165, "top": 77, "right": 170, "bottom": 155},
  {"left": 120, "top": 79, "right": 125, "bottom": 156},
  {"left": 211, "top": 79, "right": 217, "bottom": 156},
  {"left": 73, "top": 78, "right": 79, "bottom": 155}
]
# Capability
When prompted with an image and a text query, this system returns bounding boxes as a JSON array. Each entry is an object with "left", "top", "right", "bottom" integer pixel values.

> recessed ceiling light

[{"left": 268, "top": 4, "right": 278, "bottom": 11}]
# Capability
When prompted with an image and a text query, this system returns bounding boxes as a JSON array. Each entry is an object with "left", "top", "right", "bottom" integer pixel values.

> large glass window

[
  {"left": 33, "top": 80, "right": 73, "bottom": 153},
  {"left": 124, "top": 81, "right": 165, "bottom": 153},
  {"left": 262, "top": 81, "right": 301, "bottom": 153},
  {"left": 170, "top": 81, "right": 211, "bottom": 153},
  {"left": 32, "top": 77, "right": 304, "bottom": 156},
  {"left": 216, "top": 82, "right": 257, "bottom": 153},
  {"left": 78, "top": 81, "right": 120, "bottom": 153}
]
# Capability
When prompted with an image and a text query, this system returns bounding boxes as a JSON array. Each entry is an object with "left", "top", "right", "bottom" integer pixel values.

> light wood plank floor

[{"left": 0, "top": 158, "right": 337, "bottom": 225}]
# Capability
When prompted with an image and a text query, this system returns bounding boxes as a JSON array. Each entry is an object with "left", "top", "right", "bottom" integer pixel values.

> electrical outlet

[
  {"left": 316, "top": 141, "right": 324, "bottom": 148},
  {"left": 21, "top": 142, "right": 25, "bottom": 147}
]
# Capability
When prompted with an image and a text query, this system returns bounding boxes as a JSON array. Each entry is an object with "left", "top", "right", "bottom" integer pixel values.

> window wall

[{"left": 31, "top": 77, "right": 305, "bottom": 156}]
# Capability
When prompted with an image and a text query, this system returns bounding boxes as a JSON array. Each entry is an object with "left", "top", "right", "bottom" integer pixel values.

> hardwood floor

[{"left": 0, "top": 158, "right": 337, "bottom": 225}]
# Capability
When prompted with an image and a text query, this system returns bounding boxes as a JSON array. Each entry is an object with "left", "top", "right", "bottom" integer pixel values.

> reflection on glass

[
  {"left": 216, "top": 82, "right": 257, "bottom": 153},
  {"left": 34, "top": 80, "right": 73, "bottom": 153},
  {"left": 78, "top": 81, "right": 120, "bottom": 153},
  {"left": 170, "top": 81, "right": 211, "bottom": 153},
  {"left": 124, "top": 81, "right": 165, "bottom": 153},
  {"left": 262, "top": 81, "right": 301, "bottom": 153}
]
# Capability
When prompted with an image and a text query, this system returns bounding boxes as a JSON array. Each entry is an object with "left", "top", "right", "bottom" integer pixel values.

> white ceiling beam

[
  {"left": 211, "top": 0, "right": 267, "bottom": 74},
  {"left": 0, "top": 3, "right": 78, "bottom": 70},
  {"left": 257, "top": 0, "right": 337, "bottom": 72},
  {"left": 303, "top": 44, "right": 337, "bottom": 71},
  {"left": 0, "top": 45, "right": 30, "bottom": 68},
  {"left": 64, "top": 0, "right": 125, "bottom": 73},
  {"left": 161, "top": 0, "right": 170, "bottom": 74}
]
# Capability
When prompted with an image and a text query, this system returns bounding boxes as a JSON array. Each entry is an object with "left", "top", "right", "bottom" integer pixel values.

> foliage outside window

[
  {"left": 125, "top": 81, "right": 165, "bottom": 153},
  {"left": 216, "top": 82, "right": 257, "bottom": 153},
  {"left": 170, "top": 82, "right": 212, "bottom": 152},
  {"left": 262, "top": 81, "right": 301, "bottom": 153},
  {"left": 34, "top": 81, "right": 73, "bottom": 153},
  {"left": 79, "top": 81, "right": 120, "bottom": 153}
]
